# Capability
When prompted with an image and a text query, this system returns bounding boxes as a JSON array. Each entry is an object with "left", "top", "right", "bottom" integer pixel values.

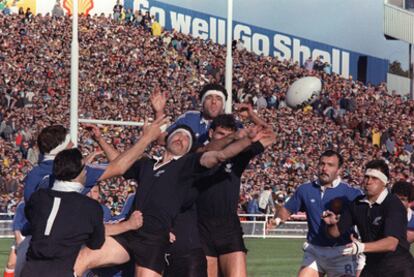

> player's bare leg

[
  {"left": 206, "top": 256, "right": 219, "bottom": 277},
  {"left": 298, "top": 266, "right": 324, "bottom": 277},
  {"left": 135, "top": 265, "right": 162, "bottom": 277},
  {"left": 74, "top": 236, "right": 130, "bottom": 276},
  {"left": 3, "top": 246, "right": 16, "bottom": 277},
  {"left": 218, "top": 251, "right": 247, "bottom": 277}
]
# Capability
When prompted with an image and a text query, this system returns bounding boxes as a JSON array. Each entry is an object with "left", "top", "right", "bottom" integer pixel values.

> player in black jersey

[
  {"left": 21, "top": 149, "right": 105, "bottom": 277},
  {"left": 75, "top": 123, "right": 272, "bottom": 277},
  {"left": 196, "top": 114, "right": 275, "bottom": 277}
]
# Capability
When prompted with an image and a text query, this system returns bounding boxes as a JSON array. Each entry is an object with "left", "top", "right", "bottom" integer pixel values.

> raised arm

[
  {"left": 273, "top": 206, "right": 292, "bottom": 227},
  {"left": 150, "top": 88, "right": 168, "bottom": 145},
  {"left": 200, "top": 128, "right": 275, "bottom": 168},
  {"left": 236, "top": 103, "right": 269, "bottom": 128},
  {"left": 150, "top": 86, "right": 167, "bottom": 120},
  {"left": 197, "top": 129, "right": 248, "bottom": 152},
  {"left": 98, "top": 116, "right": 168, "bottom": 181},
  {"left": 104, "top": 211, "right": 143, "bottom": 236},
  {"left": 83, "top": 124, "right": 120, "bottom": 161}
]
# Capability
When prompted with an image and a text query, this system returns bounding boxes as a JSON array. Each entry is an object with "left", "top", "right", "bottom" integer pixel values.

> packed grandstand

[{"left": 0, "top": 10, "right": 413, "bottom": 219}]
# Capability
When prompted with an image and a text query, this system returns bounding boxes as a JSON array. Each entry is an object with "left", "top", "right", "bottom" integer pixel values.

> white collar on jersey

[
  {"left": 43, "top": 134, "right": 72, "bottom": 161},
  {"left": 153, "top": 155, "right": 183, "bottom": 171},
  {"left": 200, "top": 115, "right": 211, "bottom": 126},
  {"left": 43, "top": 155, "right": 55, "bottom": 161},
  {"left": 52, "top": 180, "right": 84, "bottom": 193},
  {"left": 408, "top": 208, "right": 413, "bottom": 221},
  {"left": 359, "top": 188, "right": 388, "bottom": 206}
]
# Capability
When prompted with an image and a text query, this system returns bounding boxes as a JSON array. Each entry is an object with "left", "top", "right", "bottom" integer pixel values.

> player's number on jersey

[{"left": 44, "top": 197, "right": 61, "bottom": 236}]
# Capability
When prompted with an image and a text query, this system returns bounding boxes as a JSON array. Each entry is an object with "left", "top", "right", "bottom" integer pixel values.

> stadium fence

[{"left": 0, "top": 213, "right": 307, "bottom": 239}]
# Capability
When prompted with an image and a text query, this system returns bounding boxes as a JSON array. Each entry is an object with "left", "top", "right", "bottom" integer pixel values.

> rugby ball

[{"left": 286, "top": 77, "right": 322, "bottom": 108}]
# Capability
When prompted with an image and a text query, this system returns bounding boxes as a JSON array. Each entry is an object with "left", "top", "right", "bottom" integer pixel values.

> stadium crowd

[{"left": 0, "top": 10, "right": 414, "bottom": 219}]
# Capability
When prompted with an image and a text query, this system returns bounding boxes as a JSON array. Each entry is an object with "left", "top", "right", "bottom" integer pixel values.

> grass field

[
  {"left": 0, "top": 238, "right": 411, "bottom": 276},
  {"left": 1, "top": 238, "right": 305, "bottom": 276},
  {"left": 0, "top": 236, "right": 414, "bottom": 277}
]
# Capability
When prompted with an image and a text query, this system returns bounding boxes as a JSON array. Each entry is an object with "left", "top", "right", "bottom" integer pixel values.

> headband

[
  {"left": 365, "top": 168, "right": 388, "bottom": 185},
  {"left": 48, "top": 134, "right": 72, "bottom": 156},
  {"left": 201, "top": 90, "right": 226, "bottom": 107},
  {"left": 167, "top": 128, "right": 193, "bottom": 154}
]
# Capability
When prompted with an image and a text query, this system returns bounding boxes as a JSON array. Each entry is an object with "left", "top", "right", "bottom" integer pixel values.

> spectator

[
  {"left": 0, "top": 11, "right": 413, "bottom": 223},
  {"left": 52, "top": 0, "right": 64, "bottom": 18}
]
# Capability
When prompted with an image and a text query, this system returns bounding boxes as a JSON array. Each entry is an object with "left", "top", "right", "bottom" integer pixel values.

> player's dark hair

[
  {"left": 53, "top": 148, "right": 84, "bottom": 181},
  {"left": 37, "top": 125, "right": 67, "bottom": 154},
  {"left": 365, "top": 159, "right": 390, "bottom": 179},
  {"left": 320, "top": 150, "right": 343, "bottom": 168},
  {"left": 210, "top": 114, "right": 238, "bottom": 132},
  {"left": 391, "top": 181, "right": 413, "bottom": 202}
]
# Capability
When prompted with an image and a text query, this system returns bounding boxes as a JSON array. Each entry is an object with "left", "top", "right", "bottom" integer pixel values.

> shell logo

[{"left": 63, "top": 0, "right": 94, "bottom": 15}]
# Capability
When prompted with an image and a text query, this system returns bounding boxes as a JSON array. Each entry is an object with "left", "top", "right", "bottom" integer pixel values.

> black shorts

[
  {"left": 113, "top": 230, "right": 169, "bottom": 275},
  {"left": 21, "top": 260, "right": 74, "bottom": 277},
  {"left": 164, "top": 248, "right": 207, "bottom": 277},
  {"left": 198, "top": 215, "right": 247, "bottom": 257}
]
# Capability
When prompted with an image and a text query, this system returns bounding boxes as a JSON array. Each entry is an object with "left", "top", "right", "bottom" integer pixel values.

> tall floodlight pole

[
  {"left": 225, "top": 0, "right": 233, "bottom": 113},
  {"left": 70, "top": 0, "right": 79, "bottom": 146}
]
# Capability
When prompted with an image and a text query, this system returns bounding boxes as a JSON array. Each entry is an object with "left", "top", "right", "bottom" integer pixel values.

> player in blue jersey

[
  {"left": 275, "top": 150, "right": 362, "bottom": 277},
  {"left": 391, "top": 181, "right": 414, "bottom": 244},
  {"left": 150, "top": 83, "right": 268, "bottom": 147},
  {"left": 23, "top": 125, "right": 105, "bottom": 202}
]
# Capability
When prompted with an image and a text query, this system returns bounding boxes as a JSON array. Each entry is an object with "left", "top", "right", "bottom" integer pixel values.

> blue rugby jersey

[
  {"left": 285, "top": 180, "right": 362, "bottom": 246},
  {"left": 24, "top": 159, "right": 106, "bottom": 201}
]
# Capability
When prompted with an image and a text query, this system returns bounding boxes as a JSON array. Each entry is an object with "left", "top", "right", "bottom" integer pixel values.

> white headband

[
  {"left": 201, "top": 90, "right": 226, "bottom": 107},
  {"left": 48, "top": 134, "right": 72, "bottom": 156},
  {"left": 365, "top": 169, "right": 388, "bottom": 185},
  {"left": 167, "top": 128, "right": 193, "bottom": 154}
]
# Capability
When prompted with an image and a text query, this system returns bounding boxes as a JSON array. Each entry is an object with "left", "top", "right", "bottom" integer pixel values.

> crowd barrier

[{"left": 0, "top": 213, "right": 308, "bottom": 239}]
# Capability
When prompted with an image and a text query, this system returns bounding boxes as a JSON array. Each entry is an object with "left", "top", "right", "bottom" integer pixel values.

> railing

[
  {"left": 239, "top": 214, "right": 307, "bottom": 239},
  {"left": 0, "top": 213, "right": 14, "bottom": 238},
  {"left": 0, "top": 213, "right": 309, "bottom": 239}
]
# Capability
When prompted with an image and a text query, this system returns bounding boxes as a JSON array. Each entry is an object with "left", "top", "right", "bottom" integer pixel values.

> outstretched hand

[
  {"left": 126, "top": 210, "right": 143, "bottom": 231},
  {"left": 322, "top": 210, "right": 340, "bottom": 226},
  {"left": 150, "top": 86, "right": 168, "bottom": 113},
  {"left": 84, "top": 150, "right": 104, "bottom": 164},
  {"left": 83, "top": 124, "right": 102, "bottom": 140},
  {"left": 235, "top": 103, "right": 253, "bottom": 114},
  {"left": 255, "top": 128, "right": 276, "bottom": 147},
  {"left": 342, "top": 234, "right": 365, "bottom": 256},
  {"left": 142, "top": 115, "right": 170, "bottom": 142}
]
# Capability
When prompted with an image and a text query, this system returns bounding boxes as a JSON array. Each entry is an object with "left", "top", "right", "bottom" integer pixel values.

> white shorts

[{"left": 302, "top": 243, "right": 356, "bottom": 277}]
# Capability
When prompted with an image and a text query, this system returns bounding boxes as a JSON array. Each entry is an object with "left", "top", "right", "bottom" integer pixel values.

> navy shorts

[
  {"left": 361, "top": 254, "right": 414, "bottom": 277},
  {"left": 113, "top": 230, "right": 169, "bottom": 275},
  {"left": 164, "top": 248, "right": 207, "bottom": 277},
  {"left": 198, "top": 215, "right": 247, "bottom": 257},
  {"left": 21, "top": 260, "right": 74, "bottom": 277}
]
